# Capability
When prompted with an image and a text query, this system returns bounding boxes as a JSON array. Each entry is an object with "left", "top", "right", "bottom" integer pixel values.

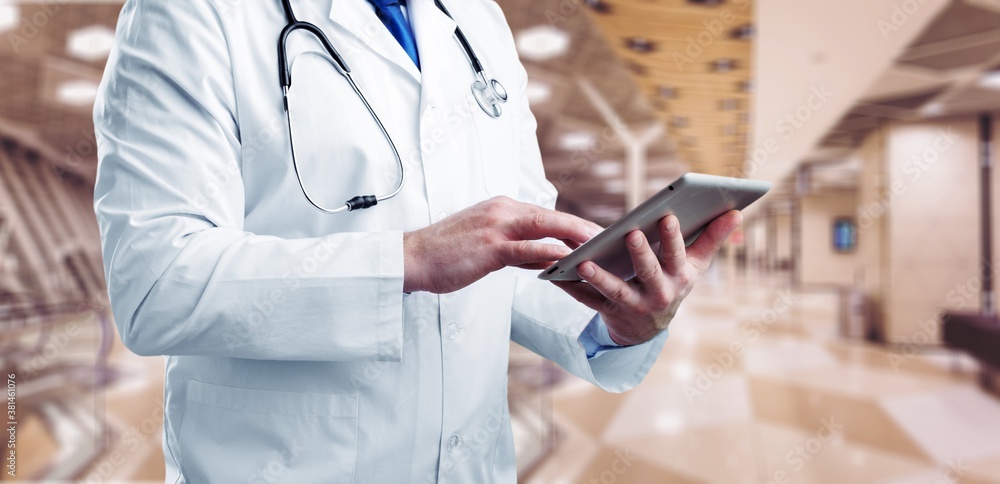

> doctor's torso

[{"left": 154, "top": 0, "right": 528, "bottom": 481}]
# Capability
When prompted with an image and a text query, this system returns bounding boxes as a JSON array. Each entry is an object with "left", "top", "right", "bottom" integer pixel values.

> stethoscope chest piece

[{"left": 472, "top": 76, "right": 507, "bottom": 118}]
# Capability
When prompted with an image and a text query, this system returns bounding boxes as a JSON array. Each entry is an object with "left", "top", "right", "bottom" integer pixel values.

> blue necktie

[{"left": 367, "top": 0, "right": 420, "bottom": 69}]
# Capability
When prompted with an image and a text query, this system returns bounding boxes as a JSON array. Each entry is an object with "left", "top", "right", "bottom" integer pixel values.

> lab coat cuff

[
  {"left": 571, "top": 324, "right": 669, "bottom": 394},
  {"left": 375, "top": 230, "right": 405, "bottom": 361},
  {"left": 578, "top": 314, "right": 621, "bottom": 359}
]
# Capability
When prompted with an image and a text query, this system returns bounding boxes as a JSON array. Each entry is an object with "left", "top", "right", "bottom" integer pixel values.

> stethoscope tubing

[
  {"left": 278, "top": 0, "right": 506, "bottom": 213},
  {"left": 284, "top": 52, "right": 404, "bottom": 214}
]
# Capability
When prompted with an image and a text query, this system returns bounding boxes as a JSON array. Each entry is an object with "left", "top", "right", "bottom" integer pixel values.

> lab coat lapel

[
  {"left": 325, "top": 0, "right": 421, "bottom": 83},
  {"left": 408, "top": 0, "right": 458, "bottom": 110}
]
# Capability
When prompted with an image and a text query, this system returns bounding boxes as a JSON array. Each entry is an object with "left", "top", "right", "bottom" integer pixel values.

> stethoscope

[{"left": 278, "top": 0, "right": 508, "bottom": 214}]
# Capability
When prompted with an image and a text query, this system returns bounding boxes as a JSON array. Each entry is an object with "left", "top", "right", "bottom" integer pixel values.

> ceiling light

[
  {"left": 658, "top": 85, "right": 677, "bottom": 99},
  {"left": 979, "top": 70, "right": 1000, "bottom": 90},
  {"left": 57, "top": 79, "right": 99, "bottom": 106},
  {"left": 593, "top": 160, "right": 622, "bottom": 177},
  {"left": 711, "top": 58, "right": 738, "bottom": 72},
  {"left": 516, "top": 26, "right": 570, "bottom": 62},
  {"left": 67, "top": 25, "right": 116, "bottom": 61},
  {"left": 921, "top": 101, "right": 945, "bottom": 116},
  {"left": 0, "top": 3, "right": 18, "bottom": 34},
  {"left": 604, "top": 180, "right": 626, "bottom": 194},
  {"left": 625, "top": 37, "right": 655, "bottom": 53},
  {"left": 647, "top": 178, "right": 671, "bottom": 192},
  {"left": 719, "top": 98, "right": 740, "bottom": 111},
  {"left": 671, "top": 361, "right": 695, "bottom": 380},
  {"left": 525, "top": 80, "right": 551, "bottom": 105},
  {"left": 731, "top": 24, "right": 754, "bottom": 40},
  {"left": 654, "top": 413, "right": 684, "bottom": 434},
  {"left": 672, "top": 116, "right": 689, "bottom": 128},
  {"left": 738, "top": 79, "right": 753, "bottom": 92},
  {"left": 590, "top": 205, "right": 624, "bottom": 220},
  {"left": 688, "top": 0, "right": 725, "bottom": 5},
  {"left": 626, "top": 61, "right": 648, "bottom": 76},
  {"left": 586, "top": 0, "right": 612, "bottom": 13},
  {"left": 559, "top": 132, "right": 596, "bottom": 151}
]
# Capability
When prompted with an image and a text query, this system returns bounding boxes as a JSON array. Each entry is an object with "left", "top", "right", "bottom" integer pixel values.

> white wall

[
  {"left": 800, "top": 192, "right": 859, "bottom": 286},
  {"left": 867, "top": 116, "right": 998, "bottom": 343},
  {"left": 752, "top": 0, "right": 949, "bottom": 186}
]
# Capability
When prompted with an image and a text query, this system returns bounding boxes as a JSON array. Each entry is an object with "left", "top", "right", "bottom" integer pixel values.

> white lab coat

[{"left": 93, "top": 0, "right": 669, "bottom": 482}]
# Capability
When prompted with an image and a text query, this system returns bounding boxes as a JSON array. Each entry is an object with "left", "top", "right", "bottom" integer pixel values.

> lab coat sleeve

[
  {"left": 504, "top": 57, "right": 669, "bottom": 393},
  {"left": 92, "top": 0, "right": 404, "bottom": 361}
]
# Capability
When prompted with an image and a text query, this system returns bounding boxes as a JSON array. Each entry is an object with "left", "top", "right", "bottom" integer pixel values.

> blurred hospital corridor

[
  {"left": 5, "top": 0, "right": 1000, "bottom": 482},
  {"left": 526, "top": 265, "right": 1000, "bottom": 483}
]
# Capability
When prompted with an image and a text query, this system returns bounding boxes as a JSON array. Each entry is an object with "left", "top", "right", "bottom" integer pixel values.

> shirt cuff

[{"left": 578, "top": 313, "right": 621, "bottom": 359}]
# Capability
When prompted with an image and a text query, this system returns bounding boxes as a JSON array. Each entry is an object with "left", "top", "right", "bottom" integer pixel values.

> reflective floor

[
  {"left": 527, "top": 267, "right": 1000, "bottom": 484},
  {"left": 18, "top": 265, "right": 1000, "bottom": 483},
  {"left": 18, "top": 329, "right": 167, "bottom": 482}
]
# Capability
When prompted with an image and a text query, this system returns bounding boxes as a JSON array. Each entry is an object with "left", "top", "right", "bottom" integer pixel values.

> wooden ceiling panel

[{"left": 585, "top": 0, "right": 755, "bottom": 176}]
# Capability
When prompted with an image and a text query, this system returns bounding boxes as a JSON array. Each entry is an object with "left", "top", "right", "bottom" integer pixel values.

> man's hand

[
  {"left": 554, "top": 210, "right": 743, "bottom": 346},
  {"left": 404, "top": 196, "right": 602, "bottom": 294}
]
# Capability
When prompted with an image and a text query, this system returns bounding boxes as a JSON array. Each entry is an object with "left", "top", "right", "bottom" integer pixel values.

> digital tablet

[{"left": 538, "top": 173, "right": 771, "bottom": 282}]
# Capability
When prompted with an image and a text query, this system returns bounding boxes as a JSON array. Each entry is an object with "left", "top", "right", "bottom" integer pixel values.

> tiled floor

[
  {"left": 16, "top": 328, "right": 166, "bottom": 482},
  {"left": 526, "top": 269, "right": 1000, "bottom": 484},
  {"left": 18, "top": 267, "right": 1000, "bottom": 483}
]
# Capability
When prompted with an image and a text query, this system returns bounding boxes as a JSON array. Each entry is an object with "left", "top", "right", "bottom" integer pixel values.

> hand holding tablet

[{"left": 540, "top": 173, "right": 771, "bottom": 282}]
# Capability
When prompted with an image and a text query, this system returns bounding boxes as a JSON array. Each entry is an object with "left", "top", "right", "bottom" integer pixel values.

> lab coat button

[
  {"left": 448, "top": 322, "right": 464, "bottom": 339},
  {"left": 447, "top": 435, "right": 463, "bottom": 453},
  {"left": 437, "top": 210, "right": 449, "bottom": 221}
]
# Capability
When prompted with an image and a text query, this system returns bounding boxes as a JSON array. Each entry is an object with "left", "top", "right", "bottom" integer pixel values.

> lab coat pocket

[
  {"left": 465, "top": 94, "right": 519, "bottom": 199},
  {"left": 178, "top": 380, "right": 358, "bottom": 483}
]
